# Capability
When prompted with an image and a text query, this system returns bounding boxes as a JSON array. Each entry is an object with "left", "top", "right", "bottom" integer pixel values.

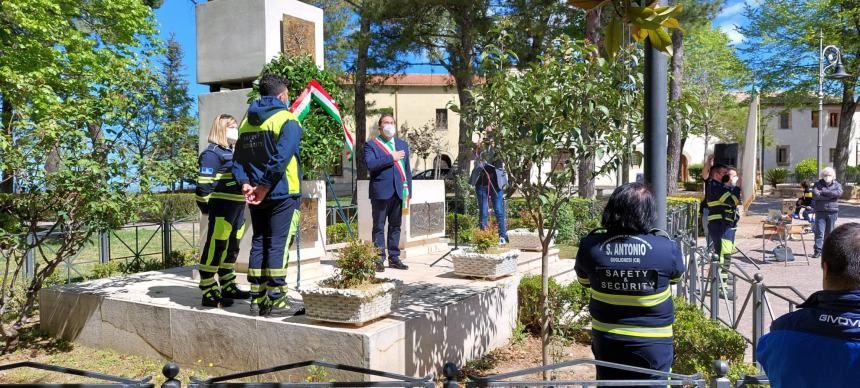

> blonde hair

[{"left": 208, "top": 114, "right": 237, "bottom": 148}]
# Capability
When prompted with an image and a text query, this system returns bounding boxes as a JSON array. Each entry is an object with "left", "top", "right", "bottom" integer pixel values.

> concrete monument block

[
  {"left": 196, "top": 0, "right": 324, "bottom": 85},
  {"left": 357, "top": 180, "right": 447, "bottom": 258}
]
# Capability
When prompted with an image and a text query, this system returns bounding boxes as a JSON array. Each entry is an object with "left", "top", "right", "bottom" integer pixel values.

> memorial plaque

[
  {"left": 410, "top": 202, "right": 446, "bottom": 237},
  {"left": 282, "top": 15, "right": 316, "bottom": 62},
  {"left": 287, "top": 197, "right": 318, "bottom": 248}
]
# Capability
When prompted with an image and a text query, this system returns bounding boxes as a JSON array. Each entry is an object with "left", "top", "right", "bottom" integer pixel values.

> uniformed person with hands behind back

[{"left": 574, "top": 183, "right": 685, "bottom": 387}]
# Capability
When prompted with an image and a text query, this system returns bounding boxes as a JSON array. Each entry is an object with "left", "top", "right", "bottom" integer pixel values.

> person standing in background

[
  {"left": 811, "top": 167, "right": 842, "bottom": 258},
  {"left": 469, "top": 131, "right": 509, "bottom": 245}
]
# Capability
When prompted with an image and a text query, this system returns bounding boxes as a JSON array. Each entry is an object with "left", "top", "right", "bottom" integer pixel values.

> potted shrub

[
  {"left": 507, "top": 211, "right": 555, "bottom": 251},
  {"left": 451, "top": 227, "right": 520, "bottom": 279},
  {"left": 299, "top": 239, "right": 400, "bottom": 325}
]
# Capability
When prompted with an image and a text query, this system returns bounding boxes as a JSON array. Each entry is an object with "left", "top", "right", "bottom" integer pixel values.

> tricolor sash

[{"left": 372, "top": 136, "right": 410, "bottom": 215}]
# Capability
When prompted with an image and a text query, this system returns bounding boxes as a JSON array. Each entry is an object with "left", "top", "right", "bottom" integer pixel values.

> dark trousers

[
  {"left": 248, "top": 197, "right": 300, "bottom": 305},
  {"left": 371, "top": 196, "right": 403, "bottom": 264},
  {"left": 592, "top": 332, "right": 673, "bottom": 388},
  {"left": 199, "top": 198, "right": 245, "bottom": 292},
  {"left": 814, "top": 211, "right": 838, "bottom": 253},
  {"left": 476, "top": 185, "right": 507, "bottom": 240}
]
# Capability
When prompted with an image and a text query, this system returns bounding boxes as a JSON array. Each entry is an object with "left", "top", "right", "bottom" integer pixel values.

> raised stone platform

[{"left": 40, "top": 249, "right": 572, "bottom": 381}]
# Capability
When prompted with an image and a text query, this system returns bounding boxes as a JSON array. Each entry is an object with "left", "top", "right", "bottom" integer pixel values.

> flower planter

[
  {"left": 507, "top": 229, "right": 555, "bottom": 251},
  {"left": 451, "top": 248, "right": 520, "bottom": 279},
  {"left": 299, "top": 278, "right": 401, "bottom": 325}
]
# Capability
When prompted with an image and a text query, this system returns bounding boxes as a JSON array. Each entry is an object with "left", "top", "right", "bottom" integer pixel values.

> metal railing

[
  {"left": 667, "top": 202, "right": 808, "bottom": 363},
  {"left": 0, "top": 359, "right": 765, "bottom": 388}
]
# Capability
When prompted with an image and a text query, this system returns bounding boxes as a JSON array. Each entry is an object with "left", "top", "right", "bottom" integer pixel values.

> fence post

[
  {"left": 161, "top": 362, "right": 181, "bottom": 388},
  {"left": 688, "top": 247, "right": 698, "bottom": 303},
  {"left": 752, "top": 273, "right": 765, "bottom": 363},
  {"left": 710, "top": 259, "right": 719, "bottom": 320},
  {"left": 162, "top": 219, "right": 172, "bottom": 266},
  {"left": 710, "top": 360, "right": 731, "bottom": 388},
  {"left": 99, "top": 230, "right": 110, "bottom": 264},
  {"left": 24, "top": 231, "right": 35, "bottom": 279},
  {"left": 442, "top": 362, "right": 459, "bottom": 388}
]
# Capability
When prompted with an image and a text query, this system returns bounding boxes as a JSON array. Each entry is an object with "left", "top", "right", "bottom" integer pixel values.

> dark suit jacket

[{"left": 364, "top": 137, "right": 413, "bottom": 200}]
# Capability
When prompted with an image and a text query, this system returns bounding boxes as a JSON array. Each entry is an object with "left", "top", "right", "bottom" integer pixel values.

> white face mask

[
  {"left": 226, "top": 127, "right": 239, "bottom": 143},
  {"left": 730, "top": 176, "right": 739, "bottom": 186},
  {"left": 824, "top": 176, "right": 834, "bottom": 184},
  {"left": 382, "top": 124, "right": 396, "bottom": 138}
]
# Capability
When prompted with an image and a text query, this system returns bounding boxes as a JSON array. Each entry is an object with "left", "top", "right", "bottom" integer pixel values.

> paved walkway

[{"left": 695, "top": 197, "right": 860, "bottom": 361}]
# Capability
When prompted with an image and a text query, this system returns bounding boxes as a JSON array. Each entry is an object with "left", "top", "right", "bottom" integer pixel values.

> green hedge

[
  {"left": 326, "top": 223, "right": 350, "bottom": 244},
  {"left": 138, "top": 193, "right": 199, "bottom": 222},
  {"left": 446, "top": 213, "right": 476, "bottom": 243},
  {"left": 673, "top": 298, "right": 758, "bottom": 382},
  {"left": 507, "top": 198, "right": 599, "bottom": 244},
  {"left": 518, "top": 274, "right": 590, "bottom": 338}
]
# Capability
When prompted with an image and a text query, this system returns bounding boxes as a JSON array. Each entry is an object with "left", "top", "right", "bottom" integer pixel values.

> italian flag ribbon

[
  {"left": 288, "top": 80, "right": 355, "bottom": 157},
  {"left": 372, "top": 136, "right": 411, "bottom": 215}
]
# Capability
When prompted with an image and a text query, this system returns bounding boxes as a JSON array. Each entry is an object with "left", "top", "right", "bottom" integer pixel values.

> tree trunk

[
  {"left": 353, "top": 13, "right": 371, "bottom": 202},
  {"left": 834, "top": 86, "right": 857, "bottom": 183},
  {"left": 0, "top": 99, "right": 13, "bottom": 193},
  {"left": 667, "top": 29, "right": 684, "bottom": 194},
  {"left": 577, "top": 8, "right": 602, "bottom": 199},
  {"left": 452, "top": 12, "right": 477, "bottom": 180}
]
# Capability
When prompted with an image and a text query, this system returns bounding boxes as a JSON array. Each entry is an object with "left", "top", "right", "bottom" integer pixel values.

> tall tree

[
  {"left": 666, "top": 0, "right": 720, "bottom": 194},
  {"left": 739, "top": 0, "right": 859, "bottom": 182},
  {"left": 156, "top": 37, "right": 196, "bottom": 191},
  {"left": 383, "top": 0, "right": 494, "bottom": 177}
]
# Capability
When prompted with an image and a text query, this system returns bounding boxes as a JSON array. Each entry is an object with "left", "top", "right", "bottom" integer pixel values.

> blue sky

[{"left": 154, "top": 0, "right": 756, "bottom": 103}]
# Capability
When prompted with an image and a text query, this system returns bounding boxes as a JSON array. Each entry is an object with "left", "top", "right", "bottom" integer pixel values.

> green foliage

[
  {"left": 249, "top": 55, "right": 350, "bottom": 179},
  {"left": 138, "top": 193, "right": 198, "bottom": 222},
  {"left": 90, "top": 261, "right": 121, "bottom": 279},
  {"left": 332, "top": 238, "right": 378, "bottom": 289},
  {"left": 165, "top": 249, "right": 197, "bottom": 268},
  {"left": 305, "top": 364, "right": 334, "bottom": 383},
  {"left": 0, "top": 0, "right": 160, "bottom": 346},
  {"left": 765, "top": 168, "right": 790, "bottom": 187},
  {"left": 117, "top": 258, "right": 164, "bottom": 275},
  {"left": 446, "top": 213, "right": 476, "bottom": 243},
  {"left": 518, "top": 275, "right": 590, "bottom": 338},
  {"left": 570, "top": 2, "right": 683, "bottom": 57},
  {"left": 673, "top": 298, "right": 752, "bottom": 382},
  {"left": 326, "top": 223, "right": 349, "bottom": 244},
  {"left": 471, "top": 227, "right": 499, "bottom": 254},
  {"left": 794, "top": 159, "right": 818, "bottom": 183},
  {"left": 688, "top": 163, "right": 704, "bottom": 182}
]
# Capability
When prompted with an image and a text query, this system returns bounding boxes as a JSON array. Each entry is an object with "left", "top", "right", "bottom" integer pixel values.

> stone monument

[{"left": 196, "top": 0, "right": 326, "bottom": 271}]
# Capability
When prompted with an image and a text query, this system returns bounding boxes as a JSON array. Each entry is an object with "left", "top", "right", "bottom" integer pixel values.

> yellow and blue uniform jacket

[
  {"left": 574, "top": 229, "right": 686, "bottom": 343},
  {"left": 705, "top": 180, "right": 741, "bottom": 227},
  {"left": 233, "top": 96, "right": 303, "bottom": 201},
  {"left": 195, "top": 143, "right": 244, "bottom": 212}
]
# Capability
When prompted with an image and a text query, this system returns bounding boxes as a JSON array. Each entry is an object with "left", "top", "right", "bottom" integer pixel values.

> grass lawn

[
  {"left": 556, "top": 244, "right": 578, "bottom": 260},
  {"left": 0, "top": 323, "right": 205, "bottom": 385}
]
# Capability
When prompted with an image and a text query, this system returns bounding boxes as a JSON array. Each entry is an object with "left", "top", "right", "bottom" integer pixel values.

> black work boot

[
  {"left": 221, "top": 283, "right": 251, "bottom": 300},
  {"left": 202, "top": 289, "right": 234, "bottom": 308},
  {"left": 260, "top": 295, "right": 291, "bottom": 317}
]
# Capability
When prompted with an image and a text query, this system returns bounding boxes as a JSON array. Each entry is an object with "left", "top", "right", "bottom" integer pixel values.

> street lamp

[{"left": 818, "top": 30, "right": 851, "bottom": 175}]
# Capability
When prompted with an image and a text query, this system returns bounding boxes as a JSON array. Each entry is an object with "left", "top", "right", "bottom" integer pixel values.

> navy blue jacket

[
  {"left": 233, "top": 96, "right": 303, "bottom": 201},
  {"left": 364, "top": 137, "right": 413, "bottom": 200},
  {"left": 195, "top": 143, "right": 244, "bottom": 212},
  {"left": 757, "top": 290, "right": 860, "bottom": 387},
  {"left": 574, "top": 230, "right": 685, "bottom": 343}
]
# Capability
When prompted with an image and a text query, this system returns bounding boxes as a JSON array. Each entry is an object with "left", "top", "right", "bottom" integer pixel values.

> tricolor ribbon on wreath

[{"left": 288, "top": 79, "right": 355, "bottom": 157}]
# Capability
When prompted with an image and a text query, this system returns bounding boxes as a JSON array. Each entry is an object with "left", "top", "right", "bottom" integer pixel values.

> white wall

[{"left": 762, "top": 105, "right": 860, "bottom": 173}]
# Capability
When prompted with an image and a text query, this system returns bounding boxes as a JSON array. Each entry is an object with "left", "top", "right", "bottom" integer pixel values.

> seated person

[
  {"left": 793, "top": 180, "right": 815, "bottom": 223},
  {"left": 756, "top": 223, "right": 860, "bottom": 387}
]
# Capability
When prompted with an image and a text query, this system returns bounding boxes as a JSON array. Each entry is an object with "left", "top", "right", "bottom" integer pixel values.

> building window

[
  {"left": 435, "top": 109, "right": 448, "bottom": 130},
  {"left": 552, "top": 150, "right": 571, "bottom": 171},
  {"left": 779, "top": 112, "right": 790, "bottom": 129},
  {"left": 811, "top": 110, "right": 819, "bottom": 128},
  {"left": 776, "top": 146, "right": 790, "bottom": 166},
  {"left": 829, "top": 112, "right": 839, "bottom": 128},
  {"left": 830, "top": 148, "right": 839, "bottom": 163}
]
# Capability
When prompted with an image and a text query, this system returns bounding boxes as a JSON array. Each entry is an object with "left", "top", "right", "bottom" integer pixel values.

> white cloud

[
  {"left": 719, "top": 2, "right": 746, "bottom": 19},
  {"left": 719, "top": 24, "right": 745, "bottom": 45}
]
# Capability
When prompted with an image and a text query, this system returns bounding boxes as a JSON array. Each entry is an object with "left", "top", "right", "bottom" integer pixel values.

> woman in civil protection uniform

[
  {"left": 574, "top": 183, "right": 685, "bottom": 387},
  {"left": 195, "top": 114, "right": 251, "bottom": 308}
]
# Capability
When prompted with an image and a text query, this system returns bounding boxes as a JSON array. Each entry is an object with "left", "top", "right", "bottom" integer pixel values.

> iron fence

[{"left": 0, "top": 359, "right": 767, "bottom": 388}]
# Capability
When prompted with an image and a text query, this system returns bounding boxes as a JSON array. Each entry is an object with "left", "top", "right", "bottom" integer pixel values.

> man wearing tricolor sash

[{"left": 364, "top": 114, "right": 412, "bottom": 272}]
